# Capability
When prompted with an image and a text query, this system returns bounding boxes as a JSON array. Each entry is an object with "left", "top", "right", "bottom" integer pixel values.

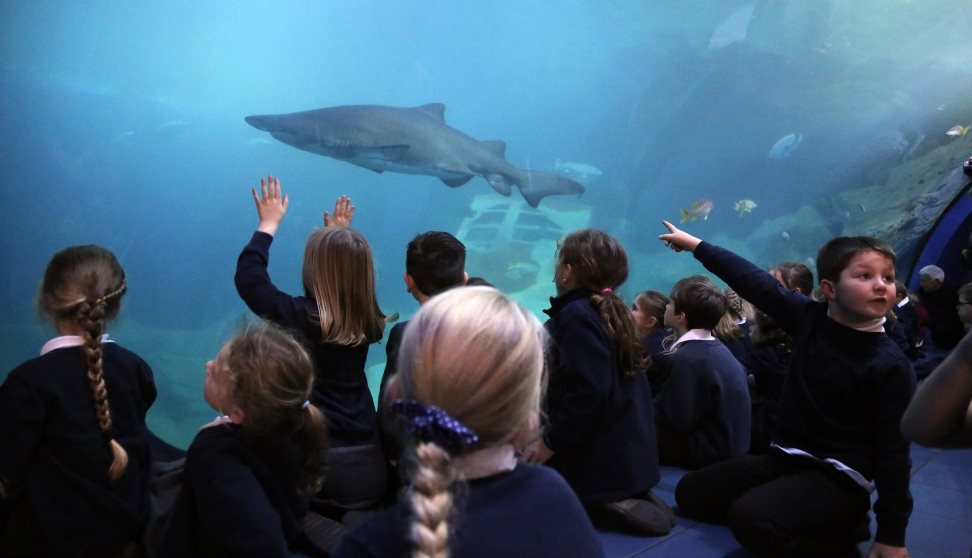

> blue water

[{"left": 2, "top": 1, "right": 971, "bottom": 447}]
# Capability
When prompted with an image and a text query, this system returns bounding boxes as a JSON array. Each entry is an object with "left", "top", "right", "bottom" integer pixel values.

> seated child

[
  {"left": 524, "top": 229, "right": 672, "bottom": 536},
  {"left": 0, "top": 245, "right": 157, "bottom": 557},
  {"left": 333, "top": 287, "right": 604, "bottom": 557},
  {"left": 661, "top": 221, "right": 915, "bottom": 558},
  {"left": 160, "top": 322, "right": 327, "bottom": 557},
  {"left": 654, "top": 275, "right": 752, "bottom": 468},
  {"left": 632, "top": 289, "right": 673, "bottom": 395}
]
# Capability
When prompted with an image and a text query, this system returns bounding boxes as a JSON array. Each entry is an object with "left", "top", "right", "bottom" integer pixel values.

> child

[
  {"left": 713, "top": 289, "right": 752, "bottom": 368},
  {"left": 235, "top": 176, "right": 389, "bottom": 519},
  {"left": 376, "top": 230, "right": 467, "bottom": 505},
  {"left": 377, "top": 231, "right": 468, "bottom": 409},
  {"left": 523, "top": 229, "right": 672, "bottom": 536},
  {"left": 632, "top": 290, "right": 673, "bottom": 395},
  {"left": 333, "top": 287, "right": 604, "bottom": 557},
  {"left": 160, "top": 322, "right": 327, "bottom": 557},
  {"left": 654, "top": 276, "right": 751, "bottom": 468},
  {"left": 0, "top": 245, "right": 157, "bottom": 557},
  {"left": 660, "top": 220, "right": 914, "bottom": 558}
]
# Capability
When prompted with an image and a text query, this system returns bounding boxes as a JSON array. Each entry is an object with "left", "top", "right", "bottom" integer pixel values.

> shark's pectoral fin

[
  {"left": 440, "top": 176, "right": 474, "bottom": 188},
  {"left": 353, "top": 144, "right": 410, "bottom": 161},
  {"left": 350, "top": 161, "right": 385, "bottom": 174}
]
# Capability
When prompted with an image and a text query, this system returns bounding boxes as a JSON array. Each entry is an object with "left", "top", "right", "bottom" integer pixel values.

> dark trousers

[
  {"left": 675, "top": 453, "right": 871, "bottom": 558},
  {"left": 313, "top": 444, "right": 388, "bottom": 519}
]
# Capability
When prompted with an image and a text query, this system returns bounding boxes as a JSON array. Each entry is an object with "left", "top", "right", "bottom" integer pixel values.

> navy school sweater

[
  {"left": 542, "top": 289, "right": 661, "bottom": 504},
  {"left": 0, "top": 343, "right": 156, "bottom": 555},
  {"left": 693, "top": 241, "right": 915, "bottom": 547},
  {"left": 655, "top": 339, "right": 751, "bottom": 468},
  {"left": 235, "top": 231, "right": 377, "bottom": 447},
  {"left": 333, "top": 463, "right": 604, "bottom": 558}
]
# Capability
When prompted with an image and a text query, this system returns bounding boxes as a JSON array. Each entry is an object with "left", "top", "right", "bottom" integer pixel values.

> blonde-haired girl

[
  {"left": 235, "top": 176, "right": 389, "bottom": 518},
  {"left": 333, "top": 287, "right": 603, "bottom": 558},
  {"left": 160, "top": 322, "right": 326, "bottom": 556},
  {"left": 0, "top": 245, "right": 157, "bottom": 556}
]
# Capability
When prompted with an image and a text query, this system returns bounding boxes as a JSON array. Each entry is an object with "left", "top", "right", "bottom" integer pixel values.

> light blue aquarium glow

[{"left": 2, "top": 1, "right": 971, "bottom": 448}]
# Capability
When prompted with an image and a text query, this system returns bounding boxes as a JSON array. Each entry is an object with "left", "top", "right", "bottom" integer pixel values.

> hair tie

[
  {"left": 94, "top": 282, "right": 127, "bottom": 306},
  {"left": 600, "top": 287, "right": 613, "bottom": 295},
  {"left": 390, "top": 399, "right": 479, "bottom": 451},
  {"left": 301, "top": 400, "right": 311, "bottom": 410}
]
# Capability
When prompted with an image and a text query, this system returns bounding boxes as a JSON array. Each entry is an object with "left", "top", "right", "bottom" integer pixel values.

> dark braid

[{"left": 79, "top": 290, "right": 129, "bottom": 482}]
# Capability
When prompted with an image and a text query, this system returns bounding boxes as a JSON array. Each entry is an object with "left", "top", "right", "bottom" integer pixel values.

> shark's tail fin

[{"left": 514, "top": 170, "right": 585, "bottom": 208}]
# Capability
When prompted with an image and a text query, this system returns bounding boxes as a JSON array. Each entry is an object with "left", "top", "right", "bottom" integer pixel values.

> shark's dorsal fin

[
  {"left": 413, "top": 103, "right": 446, "bottom": 121},
  {"left": 480, "top": 140, "right": 507, "bottom": 159}
]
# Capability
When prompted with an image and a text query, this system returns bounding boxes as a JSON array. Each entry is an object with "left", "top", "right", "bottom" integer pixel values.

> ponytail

[
  {"left": 591, "top": 289, "right": 649, "bottom": 378},
  {"left": 293, "top": 402, "right": 327, "bottom": 493}
]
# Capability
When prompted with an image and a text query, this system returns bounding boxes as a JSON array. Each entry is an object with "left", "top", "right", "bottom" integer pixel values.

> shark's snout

[{"left": 244, "top": 114, "right": 274, "bottom": 132}]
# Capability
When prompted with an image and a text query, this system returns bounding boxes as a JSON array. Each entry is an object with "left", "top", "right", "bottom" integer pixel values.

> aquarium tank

[{"left": 1, "top": 1, "right": 971, "bottom": 448}]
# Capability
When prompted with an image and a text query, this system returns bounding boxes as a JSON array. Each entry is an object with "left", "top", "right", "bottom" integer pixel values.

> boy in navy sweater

[
  {"left": 660, "top": 221, "right": 914, "bottom": 558},
  {"left": 654, "top": 275, "right": 751, "bottom": 468}
]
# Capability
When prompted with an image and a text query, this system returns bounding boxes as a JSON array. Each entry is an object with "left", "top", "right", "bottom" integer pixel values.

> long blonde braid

[{"left": 409, "top": 442, "right": 457, "bottom": 558}]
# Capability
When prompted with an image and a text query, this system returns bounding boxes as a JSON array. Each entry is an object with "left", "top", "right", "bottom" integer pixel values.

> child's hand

[
  {"left": 324, "top": 195, "right": 355, "bottom": 228},
  {"left": 659, "top": 220, "right": 703, "bottom": 253},
  {"left": 252, "top": 175, "right": 289, "bottom": 236}
]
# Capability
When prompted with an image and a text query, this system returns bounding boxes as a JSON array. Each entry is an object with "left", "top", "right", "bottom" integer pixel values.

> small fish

[
  {"left": 733, "top": 199, "right": 757, "bottom": 217},
  {"left": 857, "top": 202, "right": 866, "bottom": 213},
  {"left": 554, "top": 159, "right": 603, "bottom": 179},
  {"left": 945, "top": 125, "right": 969, "bottom": 138},
  {"left": 680, "top": 198, "right": 714, "bottom": 223},
  {"left": 781, "top": 231, "right": 790, "bottom": 241},
  {"left": 768, "top": 133, "right": 803, "bottom": 159}
]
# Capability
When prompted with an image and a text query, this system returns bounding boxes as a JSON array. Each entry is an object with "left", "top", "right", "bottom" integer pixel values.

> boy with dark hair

[
  {"left": 659, "top": 221, "right": 914, "bottom": 558},
  {"left": 378, "top": 231, "right": 468, "bottom": 403},
  {"left": 377, "top": 231, "right": 467, "bottom": 504},
  {"left": 655, "top": 276, "right": 751, "bottom": 468}
]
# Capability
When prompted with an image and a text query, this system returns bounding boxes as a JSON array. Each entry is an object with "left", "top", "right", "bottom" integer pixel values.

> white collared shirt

[
  {"left": 670, "top": 328, "right": 716, "bottom": 351},
  {"left": 40, "top": 334, "right": 112, "bottom": 355}
]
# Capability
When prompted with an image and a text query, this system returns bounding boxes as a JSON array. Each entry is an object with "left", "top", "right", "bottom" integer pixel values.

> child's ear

[
  {"left": 228, "top": 406, "right": 246, "bottom": 425},
  {"left": 646, "top": 316, "right": 659, "bottom": 329},
  {"left": 403, "top": 273, "right": 417, "bottom": 294},
  {"left": 819, "top": 279, "right": 837, "bottom": 301}
]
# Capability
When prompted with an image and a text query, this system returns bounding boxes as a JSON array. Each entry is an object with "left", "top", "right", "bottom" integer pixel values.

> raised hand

[
  {"left": 252, "top": 175, "right": 289, "bottom": 236},
  {"left": 324, "top": 195, "right": 355, "bottom": 228}
]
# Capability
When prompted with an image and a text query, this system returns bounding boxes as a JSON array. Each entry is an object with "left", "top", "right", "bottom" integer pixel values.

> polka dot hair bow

[{"left": 390, "top": 399, "right": 479, "bottom": 451}]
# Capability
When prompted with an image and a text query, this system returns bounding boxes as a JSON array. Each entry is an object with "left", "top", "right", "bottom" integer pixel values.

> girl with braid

[
  {"left": 333, "top": 287, "right": 603, "bottom": 558},
  {"left": 0, "top": 245, "right": 157, "bottom": 557},
  {"left": 160, "top": 322, "right": 327, "bottom": 557},
  {"left": 522, "top": 229, "right": 673, "bottom": 536}
]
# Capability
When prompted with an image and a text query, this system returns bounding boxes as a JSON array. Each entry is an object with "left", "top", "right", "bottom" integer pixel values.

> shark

[{"left": 245, "top": 103, "right": 585, "bottom": 207}]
